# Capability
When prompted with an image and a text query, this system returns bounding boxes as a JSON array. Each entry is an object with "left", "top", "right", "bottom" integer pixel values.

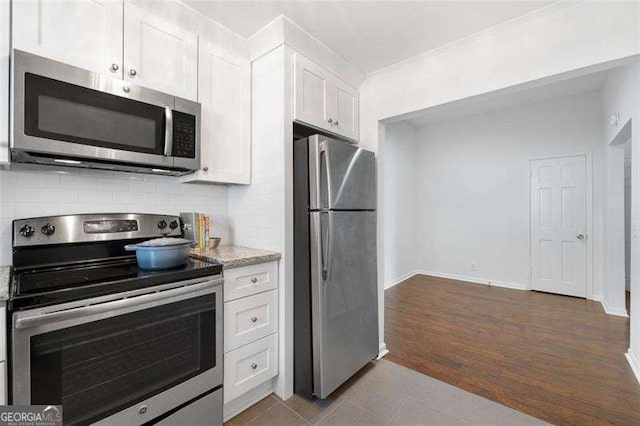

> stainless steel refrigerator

[{"left": 294, "top": 134, "right": 378, "bottom": 399}]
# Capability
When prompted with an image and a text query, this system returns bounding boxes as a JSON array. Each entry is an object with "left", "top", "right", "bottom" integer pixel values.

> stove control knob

[
  {"left": 19, "top": 225, "right": 35, "bottom": 238},
  {"left": 157, "top": 220, "right": 167, "bottom": 229},
  {"left": 41, "top": 223, "right": 56, "bottom": 236},
  {"left": 169, "top": 220, "right": 179, "bottom": 230}
]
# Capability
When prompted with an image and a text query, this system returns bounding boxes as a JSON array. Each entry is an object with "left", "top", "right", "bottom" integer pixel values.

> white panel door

[
  {"left": 123, "top": 3, "right": 198, "bottom": 101},
  {"left": 293, "top": 53, "right": 332, "bottom": 132},
  {"left": 183, "top": 39, "right": 250, "bottom": 184},
  {"left": 530, "top": 156, "right": 587, "bottom": 297},
  {"left": 12, "top": 0, "right": 123, "bottom": 77}
]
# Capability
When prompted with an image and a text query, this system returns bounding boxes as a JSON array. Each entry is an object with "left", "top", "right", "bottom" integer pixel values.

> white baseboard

[
  {"left": 385, "top": 270, "right": 421, "bottom": 289},
  {"left": 601, "top": 297, "right": 629, "bottom": 318},
  {"left": 417, "top": 270, "right": 528, "bottom": 291},
  {"left": 377, "top": 343, "right": 389, "bottom": 359},
  {"left": 223, "top": 380, "right": 274, "bottom": 422},
  {"left": 626, "top": 350, "right": 640, "bottom": 384},
  {"left": 591, "top": 293, "right": 603, "bottom": 302}
]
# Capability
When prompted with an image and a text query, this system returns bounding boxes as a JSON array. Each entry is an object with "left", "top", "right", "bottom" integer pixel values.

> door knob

[
  {"left": 577, "top": 234, "right": 585, "bottom": 240},
  {"left": 251, "top": 316, "right": 258, "bottom": 323},
  {"left": 129, "top": 69, "right": 137, "bottom": 77},
  {"left": 327, "top": 118, "right": 333, "bottom": 124},
  {"left": 334, "top": 120, "right": 339, "bottom": 126},
  {"left": 110, "top": 63, "right": 119, "bottom": 72}
]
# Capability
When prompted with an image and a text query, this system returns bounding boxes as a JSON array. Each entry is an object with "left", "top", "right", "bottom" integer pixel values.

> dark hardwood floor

[{"left": 385, "top": 275, "right": 640, "bottom": 425}]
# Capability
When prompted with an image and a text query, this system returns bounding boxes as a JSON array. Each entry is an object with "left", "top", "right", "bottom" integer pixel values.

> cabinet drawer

[
  {"left": 223, "top": 333, "right": 278, "bottom": 404},
  {"left": 224, "top": 290, "right": 278, "bottom": 352},
  {"left": 224, "top": 261, "right": 278, "bottom": 301}
]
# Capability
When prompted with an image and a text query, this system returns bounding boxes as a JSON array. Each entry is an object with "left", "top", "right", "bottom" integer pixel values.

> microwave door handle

[{"left": 164, "top": 107, "right": 173, "bottom": 156}]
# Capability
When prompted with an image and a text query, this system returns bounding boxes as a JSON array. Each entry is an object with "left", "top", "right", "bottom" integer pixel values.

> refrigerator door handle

[
  {"left": 320, "top": 211, "right": 333, "bottom": 281},
  {"left": 319, "top": 141, "right": 332, "bottom": 208}
]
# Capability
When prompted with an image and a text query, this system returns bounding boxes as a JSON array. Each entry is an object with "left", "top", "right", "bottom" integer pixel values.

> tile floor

[{"left": 226, "top": 359, "right": 548, "bottom": 425}]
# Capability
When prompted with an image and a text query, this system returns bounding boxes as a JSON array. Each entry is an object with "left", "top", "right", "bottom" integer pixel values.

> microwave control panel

[{"left": 172, "top": 111, "right": 196, "bottom": 159}]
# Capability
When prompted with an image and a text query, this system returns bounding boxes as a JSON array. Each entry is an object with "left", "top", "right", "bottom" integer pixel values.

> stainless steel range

[{"left": 8, "top": 213, "right": 223, "bottom": 426}]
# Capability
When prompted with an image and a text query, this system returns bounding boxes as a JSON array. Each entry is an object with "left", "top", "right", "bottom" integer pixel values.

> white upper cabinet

[
  {"left": 333, "top": 78, "right": 359, "bottom": 141},
  {"left": 293, "top": 53, "right": 331, "bottom": 132},
  {"left": 293, "top": 53, "right": 359, "bottom": 141},
  {"left": 12, "top": 0, "right": 123, "bottom": 78},
  {"left": 123, "top": 4, "right": 198, "bottom": 101},
  {"left": 182, "top": 39, "right": 251, "bottom": 184}
]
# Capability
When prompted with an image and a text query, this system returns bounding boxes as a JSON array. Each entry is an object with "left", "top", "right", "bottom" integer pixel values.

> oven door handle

[{"left": 15, "top": 277, "right": 222, "bottom": 330}]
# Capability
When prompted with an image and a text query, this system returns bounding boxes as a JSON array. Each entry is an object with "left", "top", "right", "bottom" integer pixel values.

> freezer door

[
  {"left": 310, "top": 211, "right": 378, "bottom": 398},
  {"left": 309, "top": 135, "right": 376, "bottom": 210}
]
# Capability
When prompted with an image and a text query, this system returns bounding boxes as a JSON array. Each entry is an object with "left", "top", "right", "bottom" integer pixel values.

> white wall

[
  {"left": 0, "top": 166, "right": 229, "bottom": 265},
  {"left": 360, "top": 0, "right": 640, "bottom": 359},
  {"left": 601, "top": 62, "right": 640, "bottom": 380},
  {"left": 626, "top": 149, "right": 632, "bottom": 291},
  {"left": 383, "top": 122, "right": 419, "bottom": 287},
  {"left": 386, "top": 91, "right": 604, "bottom": 294}
]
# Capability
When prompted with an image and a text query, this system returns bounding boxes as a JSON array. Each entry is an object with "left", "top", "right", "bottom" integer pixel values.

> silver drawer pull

[
  {"left": 251, "top": 363, "right": 258, "bottom": 370},
  {"left": 251, "top": 277, "right": 258, "bottom": 283},
  {"left": 251, "top": 316, "right": 258, "bottom": 323}
]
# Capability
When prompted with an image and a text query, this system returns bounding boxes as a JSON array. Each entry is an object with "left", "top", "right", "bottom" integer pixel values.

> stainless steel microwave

[{"left": 11, "top": 50, "right": 200, "bottom": 176}]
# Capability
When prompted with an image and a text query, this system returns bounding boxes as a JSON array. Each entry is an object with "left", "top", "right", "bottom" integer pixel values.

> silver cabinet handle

[
  {"left": 251, "top": 277, "right": 258, "bottom": 283},
  {"left": 122, "top": 86, "right": 130, "bottom": 93},
  {"left": 577, "top": 234, "right": 585, "bottom": 240},
  {"left": 202, "top": 166, "right": 209, "bottom": 172},
  {"left": 327, "top": 118, "right": 333, "bottom": 124},
  {"left": 334, "top": 120, "right": 339, "bottom": 126},
  {"left": 164, "top": 107, "right": 173, "bottom": 156},
  {"left": 110, "top": 63, "right": 119, "bottom": 72},
  {"left": 129, "top": 68, "right": 137, "bottom": 77},
  {"left": 250, "top": 316, "right": 258, "bottom": 323},
  {"left": 251, "top": 363, "right": 258, "bottom": 370}
]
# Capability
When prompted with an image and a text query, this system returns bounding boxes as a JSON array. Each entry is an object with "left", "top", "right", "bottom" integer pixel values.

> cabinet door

[
  {"left": 12, "top": 0, "right": 123, "bottom": 77},
  {"left": 183, "top": 39, "right": 250, "bottom": 184},
  {"left": 293, "top": 53, "right": 332, "bottom": 132},
  {"left": 331, "top": 78, "right": 359, "bottom": 141},
  {"left": 123, "top": 3, "right": 198, "bottom": 101}
]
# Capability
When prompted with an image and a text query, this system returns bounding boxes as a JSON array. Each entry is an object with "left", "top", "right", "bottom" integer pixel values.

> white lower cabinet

[
  {"left": 224, "top": 261, "right": 278, "bottom": 302},
  {"left": 222, "top": 261, "right": 279, "bottom": 404},
  {"left": 224, "top": 290, "right": 278, "bottom": 352},
  {"left": 223, "top": 333, "right": 278, "bottom": 404}
]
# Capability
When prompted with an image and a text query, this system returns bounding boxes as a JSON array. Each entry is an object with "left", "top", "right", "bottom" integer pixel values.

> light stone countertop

[
  {"left": 189, "top": 245, "right": 281, "bottom": 269},
  {"left": 0, "top": 266, "right": 10, "bottom": 301}
]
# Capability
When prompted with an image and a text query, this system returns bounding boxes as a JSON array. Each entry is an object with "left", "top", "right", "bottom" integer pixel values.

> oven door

[
  {"left": 11, "top": 276, "right": 223, "bottom": 426},
  {"left": 12, "top": 49, "right": 175, "bottom": 168}
]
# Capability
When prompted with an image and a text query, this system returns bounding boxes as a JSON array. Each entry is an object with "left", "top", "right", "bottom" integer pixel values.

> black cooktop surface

[{"left": 10, "top": 256, "right": 223, "bottom": 311}]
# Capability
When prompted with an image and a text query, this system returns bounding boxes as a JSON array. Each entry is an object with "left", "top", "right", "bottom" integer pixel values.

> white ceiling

[
  {"left": 184, "top": 0, "right": 552, "bottom": 74},
  {"left": 405, "top": 70, "right": 608, "bottom": 128}
]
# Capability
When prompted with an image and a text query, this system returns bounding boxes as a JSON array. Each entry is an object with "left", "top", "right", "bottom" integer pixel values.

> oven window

[
  {"left": 24, "top": 73, "right": 166, "bottom": 155},
  {"left": 29, "top": 293, "right": 216, "bottom": 425}
]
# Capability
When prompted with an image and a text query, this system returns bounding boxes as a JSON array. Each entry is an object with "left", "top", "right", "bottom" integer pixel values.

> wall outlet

[{"left": 470, "top": 261, "right": 477, "bottom": 272}]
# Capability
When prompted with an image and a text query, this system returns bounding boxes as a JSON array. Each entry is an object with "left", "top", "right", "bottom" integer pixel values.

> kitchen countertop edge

[
  {"left": 189, "top": 245, "right": 281, "bottom": 269},
  {"left": 0, "top": 266, "right": 10, "bottom": 301}
]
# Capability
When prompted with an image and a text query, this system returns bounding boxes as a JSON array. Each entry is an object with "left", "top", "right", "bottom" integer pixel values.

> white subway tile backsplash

[
  {"left": 0, "top": 167, "right": 229, "bottom": 266},
  {"left": 129, "top": 180, "right": 157, "bottom": 193},
  {"left": 39, "top": 188, "right": 79, "bottom": 203},
  {"left": 79, "top": 190, "right": 113, "bottom": 203}
]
